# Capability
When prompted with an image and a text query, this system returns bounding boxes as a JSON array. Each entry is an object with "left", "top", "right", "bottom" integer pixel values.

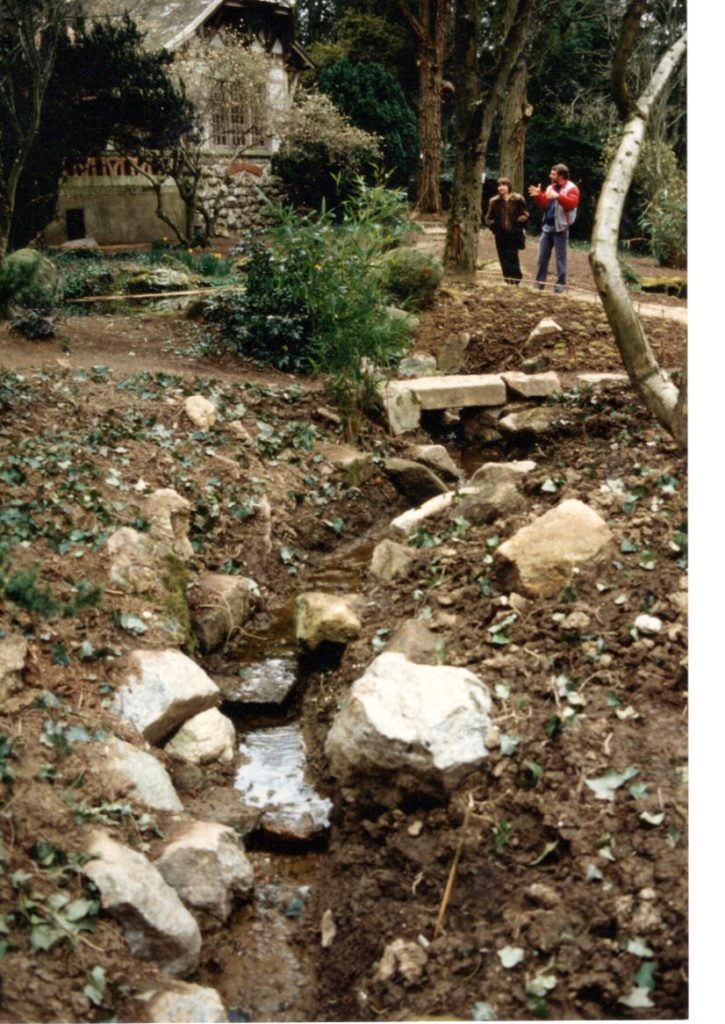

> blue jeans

[{"left": 536, "top": 228, "right": 569, "bottom": 290}]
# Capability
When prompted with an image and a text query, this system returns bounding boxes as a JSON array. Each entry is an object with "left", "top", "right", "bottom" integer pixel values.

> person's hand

[
  {"left": 528, "top": 183, "right": 541, "bottom": 196},
  {"left": 545, "top": 185, "right": 558, "bottom": 200}
]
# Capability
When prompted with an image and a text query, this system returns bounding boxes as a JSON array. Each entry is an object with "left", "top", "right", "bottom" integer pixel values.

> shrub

[
  {"left": 379, "top": 247, "right": 444, "bottom": 310},
  {"left": 9, "top": 310, "right": 57, "bottom": 340},
  {"left": 271, "top": 91, "right": 381, "bottom": 212},
  {"left": 206, "top": 184, "right": 413, "bottom": 436},
  {"left": 318, "top": 61, "right": 419, "bottom": 188},
  {"left": 55, "top": 258, "right": 114, "bottom": 301},
  {"left": 0, "top": 249, "right": 60, "bottom": 315}
]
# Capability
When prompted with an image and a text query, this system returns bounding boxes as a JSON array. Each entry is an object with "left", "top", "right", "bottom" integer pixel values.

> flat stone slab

[
  {"left": 215, "top": 658, "right": 298, "bottom": 705},
  {"left": 502, "top": 371, "right": 561, "bottom": 399},
  {"left": 235, "top": 724, "right": 332, "bottom": 841},
  {"left": 383, "top": 375, "right": 506, "bottom": 434},
  {"left": 576, "top": 373, "right": 629, "bottom": 385}
]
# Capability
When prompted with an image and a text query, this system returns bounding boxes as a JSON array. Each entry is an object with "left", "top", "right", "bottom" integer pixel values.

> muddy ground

[{"left": 0, "top": 249, "right": 688, "bottom": 1023}]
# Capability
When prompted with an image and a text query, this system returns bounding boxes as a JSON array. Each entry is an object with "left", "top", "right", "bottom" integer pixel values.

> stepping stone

[
  {"left": 215, "top": 658, "right": 298, "bottom": 705},
  {"left": 502, "top": 371, "right": 561, "bottom": 399},
  {"left": 383, "top": 374, "right": 506, "bottom": 434}
]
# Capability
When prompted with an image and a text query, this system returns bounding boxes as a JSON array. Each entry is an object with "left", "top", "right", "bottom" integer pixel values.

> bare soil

[{"left": 0, "top": 244, "right": 687, "bottom": 1023}]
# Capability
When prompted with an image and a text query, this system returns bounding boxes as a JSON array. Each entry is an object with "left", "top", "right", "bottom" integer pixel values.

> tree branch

[{"left": 611, "top": 0, "right": 646, "bottom": 120}]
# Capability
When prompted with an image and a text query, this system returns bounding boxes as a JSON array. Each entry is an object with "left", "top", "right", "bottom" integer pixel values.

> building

[{"left": 44, "top": 0, "right": 313, "bottom": 245}]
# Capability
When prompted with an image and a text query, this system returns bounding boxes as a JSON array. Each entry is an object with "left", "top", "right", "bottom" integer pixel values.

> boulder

[
  {"left": 520, "top": 354, "right": 551, "bottom": 373},
  {"left": 383, "top": 457, "right": 450, "bottom": 502},
  {"left": 83, "top": 831, "right": 201, "bottom": 977},
  {"left": 0, "top": 635, "right": 27, "bottom": 703},
  {"left": 0, "top": 249, "right": 60, "bottom": 314},
  {"left": 502, "top": 371, "right": 561, "bottom": 400},
  {"left": 106, "top": 527, "right": 160, "bottom": 594},
  {"left": 184, "top": 395, "right": 217, "bottom": 430},
  {"left": 126, "top": 267, "right": 193, "bottom": 294},
  {"left": 498, "top": 406, "right": 564, "bottom": 436},
  {"left": 294, "top": 592, "right": 361, "bottom": 650},
  {"left": 147, "top": 982, "right": 228, "bottom": 1023},
  {"left": 325, "top": 652, "right": 492, "bottom": 804},
  {"left": 495, "top": 499, "right": 613, "bottom": 597},
  {"left": 382, "top": 383, "right": 423, "bottom": 435},
  {"left": 436, "top": 331, "right": 471, "bottom": 374},
  {"left": 380, "top": 247, "right": 444, "bottom": 309},
  {"left": 155, "top": 821, "right": 254, "bottom": 925},
  {"left": 113, "top": 649, "right": 221, "bottom": 745},
  {"left": 405, "top": 444, "right": 462, "bottom": 483},
  {"left": 370, "top": 539, "right": 415, "bottom": 583},
  {"left": 455, "top": 479, "right": 525, "bottom": 525},
  {"left": 164, "top": 708, "right": 236, "bottom": 765},
  {"left": 468, "top": 460, "right": 536, "bottom": 488},
  {"left": 214, "top": 658, "right": 297, "bottom": 705},
  {"left": 385, "top": 619, "right": 440, "bottom": 665},
  {"left": 100, "top": 736, "right": 184, "bottom": 811},
  {"left": 390, "top": 492, "right": 454, "bottom": 536},
  {"left": 527, "top": 318, "right": 562, "bottom": 344},
  {"left": 189, "top": 573, "right": 258, "bottom": 653}
]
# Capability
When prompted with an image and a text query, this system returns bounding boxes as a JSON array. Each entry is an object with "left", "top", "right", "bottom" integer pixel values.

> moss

[{"left": 161, "top": 555, "right": 197, "bottom": 654}]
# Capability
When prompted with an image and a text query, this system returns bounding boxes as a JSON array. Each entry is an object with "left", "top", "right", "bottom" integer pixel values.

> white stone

[
  {"left": 390, "top": 492, "right": 454, "bottom": 536},
  {"left": 527, "top": 318, "right": 562, "bottom": 343},
  {"left": 294, "top": 592, "right": 361, "bottom": 650},
  {"left": 324, "top": 652, "right": 492, "bottom": 804},
  {"left": 495, "top": 499, "right": 613, "bottom": 597},
  {"left": 164, "top": 708, "right": 236, "bottom": 765},
  {"left": 375, "top": 938, "right": 428, "bottom": 985},
  {"left": 113, "top": 649, "right": 221, "bottom": 744},
  {"left": 468, "top": 460, "right": 537, "bottom": 487},
  {"left": 83, "top": 831, "right": 201, "bottom": 977},
  {"left": 382, "top": 382, "right": 422, "bottom": 434},
  {"left": 147, "top": 982, "right": 228, "bottom": 1023},
  {"left": 370, "top": 539, "right": 415, "bottom": 582},
  {"left": 101, "top": 736, "right": 183, "bottom": 811},
  {"left": 405, "top": 374, "right": 506, "bottom": 411},
  {"left": 502, "top": 371, "right": 561, "bottom": 399},
  {"left": 155, "top": 821, "right": 254, "bottom": 924},
  {"left": 576, "top": 373, "right": 629, "bottom": 385},
  {"left": 184, "top": 395, "right": 217, "bottom": 430},
  {"left": 634, "top": 614, "right": 663, "bottom": 635},
  {"left": 406, "top": 444, "right": 462, "bottom": 482},
  {"left": 143, "top": 488, "right": 194, "bottom": 561}
]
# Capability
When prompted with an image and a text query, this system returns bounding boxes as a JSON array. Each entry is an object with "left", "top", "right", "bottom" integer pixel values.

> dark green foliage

[
  {"left": 379, "top": 247, "right": 444, "bottom": 310},
  {"left": 9, "top": 310, "right": 56, "bottom": 340},
  {"left": 318, "top": 61, "right": 419, "bottom": 188},
  {"left": 0, "top": 249, "right": 60, "bottom": 313},
  {"left": 5, "top": 15, "right": 193, "bottom": 250},
  {"left": 2, "top": 567, "right": 102, "bottom": 620},
  {"left": 271, "top": 140, "right": 377, "bottom": 214}
]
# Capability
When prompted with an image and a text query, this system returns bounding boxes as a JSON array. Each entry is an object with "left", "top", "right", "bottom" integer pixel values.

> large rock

[
  {"left": 188, "top": 573, "right": 258, "bottom": 653},
  {"left": 164, "top": 708, "right": 236, "bottom": 765},
  {"left": 83, "top": 831, "right": 201, "bottom": 977},
  {"left": 437, "top": 331, "right": 471, "bottom": 374},
  {"left": 406, "top": 444, "right": 462, "bottom": 483},
  {"left": 455, "top": 479, "right": 525, "bottom": 525},
  {"left": 126, "top": 267, "right": 193, "bottom": 294},
  {"left": 294, "top": 592, "right": 361, "bottom": 650},
  {"left": 113, "top": 649, "right": 220, "bottom": 744},
  {"left": 502, "top": 371, "right": 561, "bottom": 400},
  {"left": 0, "top": 635, "right": 27, "bottom": 703},
  {"left": 143, "top": 489, "right": 194, "bottom": 562},
  {"left": 383, "top": 457, "right": 449, "bottom": 502},
  {"left": 106, "top": 527, "right": 160, "bottom": 594},
  {"left": 214, "top": 658, "right": 297, "bottom": 705},
  {"left": 527, "top": 318, "right": 562, "bottom": 344},
  {"left": 370, "top": 539, "right": 415, "bottom": 583},
  {"left": 99, "top": 736, "right": 183, "bottom": 812},
  {"left": 325, "top": 652, "right": 492, "bottom": 804},
  {"left": 495, "top": 499, "right": 613, "bottom": 597},
  {"left": 468, "top": 460, "right": 536, "bottom": 488},
  {"left": 184, "top": 395, "right": 217, "bottom": 430},
  {"left": 147, "top": 982, "right": 228, "bottom": 1023},
  {"left": 155, "top": 821, "right": 254, "bottom": 925},
  {"left": 0, "top": 248, "right": 60, "bottom": 314},
  {"left": 498, "top": 406, "right": 564, "bottom": 436},
  {"left": 397, "top": 354, "right": 438, "bottom": 378}
]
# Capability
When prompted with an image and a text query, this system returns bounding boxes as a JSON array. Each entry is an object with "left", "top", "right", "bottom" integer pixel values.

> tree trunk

[
  {"left": 499, "top": 59, "right": 532, "bottom": 195},
  {"left": 588, "top": 31, "right": 687, "bottom": 445},
  {"left": 443, "top": 0, "right": 483, "bottom": 276},
  {"left": 415, "top": 47, "right": 444, "bottom": 215}
]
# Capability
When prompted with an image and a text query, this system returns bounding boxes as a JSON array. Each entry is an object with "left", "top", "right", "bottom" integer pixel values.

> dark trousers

[
  {"left": 536, "top": 227, "right": 569, "bottom": 290},
  {"left": 494, "top": 231, "right": 523, "bottom": 284}
]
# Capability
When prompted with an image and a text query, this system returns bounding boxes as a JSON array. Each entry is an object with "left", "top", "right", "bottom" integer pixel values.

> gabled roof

[{"left": 81, "top": 1, "right": 295, "bottom": 52}]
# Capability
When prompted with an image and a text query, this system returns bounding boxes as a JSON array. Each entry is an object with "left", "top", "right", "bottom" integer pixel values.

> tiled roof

[{"left": 80, "top": 1, "right": 293, "bottom": 51}]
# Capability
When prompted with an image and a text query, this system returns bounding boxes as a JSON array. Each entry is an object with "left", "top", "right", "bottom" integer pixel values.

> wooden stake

[{"left": 433, "top": 792, "right": 475, "bottom": 939}]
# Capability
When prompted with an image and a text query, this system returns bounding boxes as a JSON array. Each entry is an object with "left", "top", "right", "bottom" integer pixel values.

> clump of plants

[
  {"left": 379, "top": 246, "right": 443, "bottom": 309},
  {"left": 204, "top": 182, "right": 413, "bottom": 437},
  {"left": 9, "top": 309, "right": 57, "bottom": 340}
]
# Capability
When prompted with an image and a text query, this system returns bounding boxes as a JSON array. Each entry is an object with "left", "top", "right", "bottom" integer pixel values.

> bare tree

[
  {"left": 589, "top": 1, "right": 686, "bottom": 444},
  {"left": 0, "top": 0, "right": 73, "bottom": 258},
  {"left": 396, "top": 1, "right": 452, "bottom": 215},
  {"left": 444, "top": 0, "right": 537, "bottom": 276}
]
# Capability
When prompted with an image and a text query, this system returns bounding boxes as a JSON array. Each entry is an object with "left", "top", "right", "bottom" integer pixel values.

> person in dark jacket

[{"left": 484, "top": 177, "right": 529, "bottom": 285}]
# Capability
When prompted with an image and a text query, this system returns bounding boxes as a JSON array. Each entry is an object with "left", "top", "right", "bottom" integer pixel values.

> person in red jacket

[{"left": 528, "top": 163, "right": 580, "bottom": 293}]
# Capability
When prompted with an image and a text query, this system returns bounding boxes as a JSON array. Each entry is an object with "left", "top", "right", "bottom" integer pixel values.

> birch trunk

[{"left": 588, "top": 32, "right": 687, "bottom": 445}]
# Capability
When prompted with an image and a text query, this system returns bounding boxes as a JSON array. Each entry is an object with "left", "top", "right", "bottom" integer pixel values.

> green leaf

[
  {"left": 83, "top": 965, "right": 106, "bottom": 1007},
  {"left": 527, "top": 973, "right": 558, "bottom": 997},
  {"left": 524, "top": 760, "right": 542, "bottom": 782},
  {"left": 628, "top": 781, "right": 649, "bottom": 800},
  {"left": 472, "top": 1002, "right": 497, "bottom": 1021},
  {"left": 620, "top": 539, "right": 638, "bottom": 553},
  {"left": 634, "top": 959, "right": 657, "bottom": 989},
  {"left": 585, "top": 766, "right": 639, "bottom": 801},
  {"left": 30, "top": 922, "right": 63, "bottom": 951},
  {"left": 499, "top": 734, "right": 520, "bottom": 756},
  {"left": 639, "top": 811, "right": 665, "bottom": 826},
  {"left": 51, "top": 643, "right": 70, "bottom": 666},
  {"left": 529, "top": 839, "right": 559, "bottom": 866},
  {"left": 497, "top": 945, "right": 525, "bottom": 968}
]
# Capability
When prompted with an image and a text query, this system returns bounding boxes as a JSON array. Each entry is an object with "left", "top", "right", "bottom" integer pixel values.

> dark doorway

[{"left": 66, "top": 208, "right": 86, "bottom": 240}]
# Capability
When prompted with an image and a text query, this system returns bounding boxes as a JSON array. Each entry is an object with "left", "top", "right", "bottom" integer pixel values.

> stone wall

[{"left": 197, "top": 154, "right": 284, "bottom": 240}]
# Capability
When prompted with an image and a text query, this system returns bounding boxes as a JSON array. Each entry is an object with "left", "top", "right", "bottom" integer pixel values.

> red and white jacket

[{"left": 533, "top": 180, "right": 580, "bottom": 232}]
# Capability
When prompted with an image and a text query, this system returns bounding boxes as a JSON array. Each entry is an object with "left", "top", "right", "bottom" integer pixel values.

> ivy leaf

[
  {"left": 83, "top": 965, "right": 106, "bottom": 1007},
  {"left": 634, "top": 959, "right": 657, "bottom": 989},
  {"left": 585, "top": 766, "right": 639, "bottom": 801},
  {"left": 497, "top": 945, "right": 525, "bottom": 968},
  {"left": 471, "top": 1002, "right": 497, "bottom": 1021},
  {"left": 619, "top": 987, "right": 654, "bottom": 1009},
  {"left": 30, "top": 922, "right": 63, "bottom": 951}
]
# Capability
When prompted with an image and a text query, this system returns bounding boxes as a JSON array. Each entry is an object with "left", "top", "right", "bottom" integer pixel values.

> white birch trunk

[{"left": 589, "top": 32, "right": 687, "bottom": 445}]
